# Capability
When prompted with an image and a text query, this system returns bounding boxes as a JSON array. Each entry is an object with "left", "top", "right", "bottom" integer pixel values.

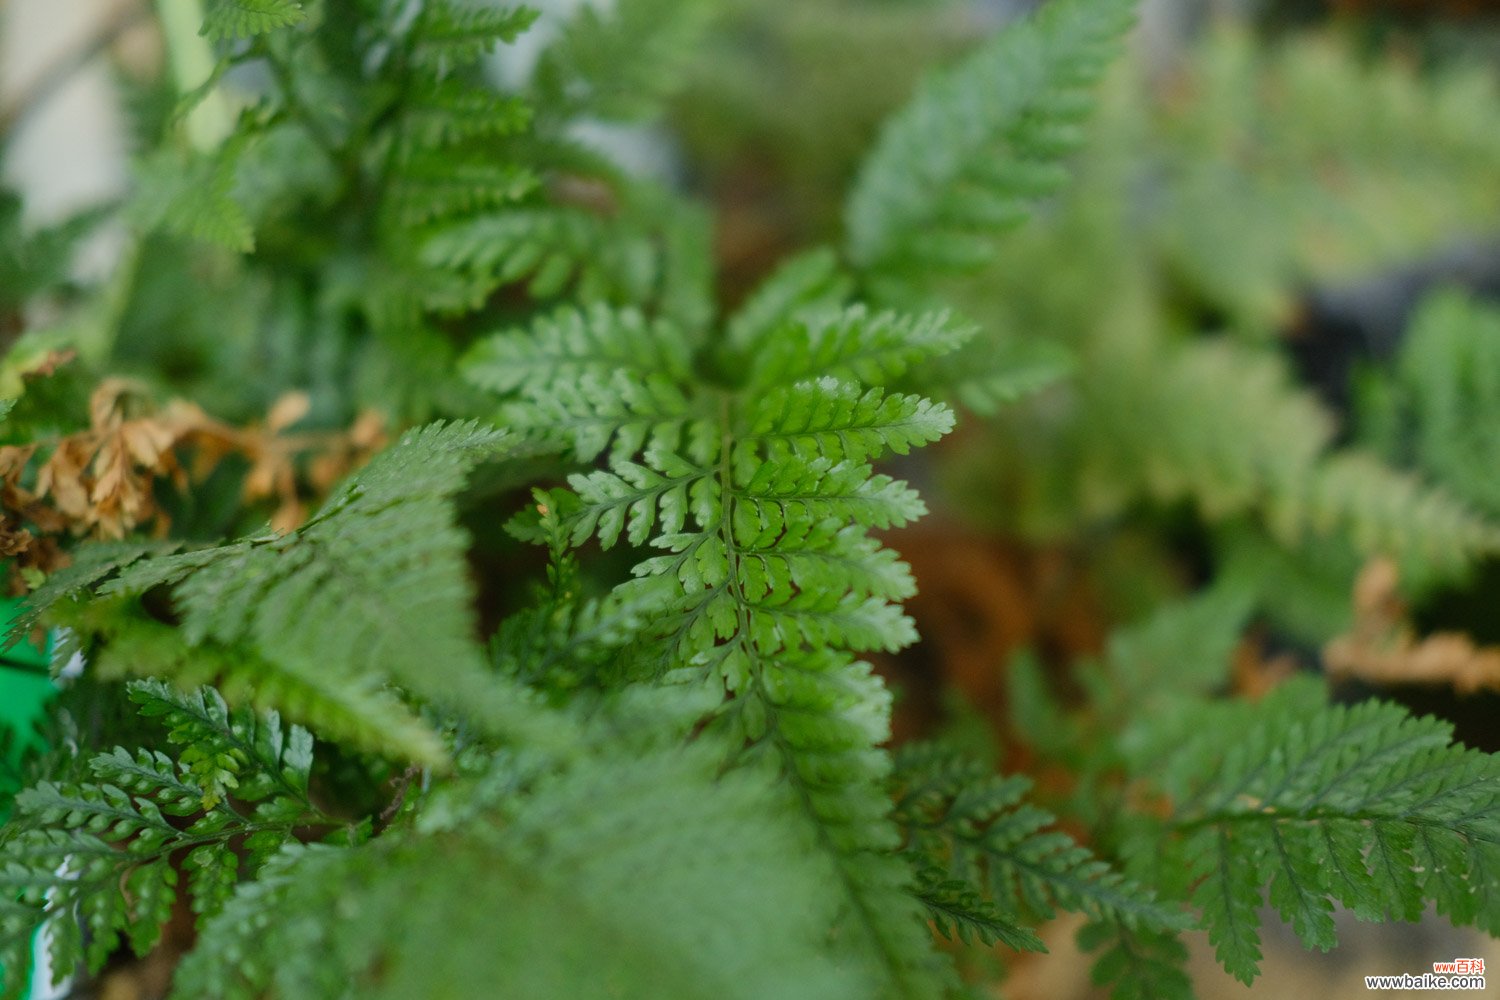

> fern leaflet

[
  {"left": 1122, "top": 678, "right": 1500, "bottom": 984},
  {"left": 845, "top": 0, "right": 1135, "bottom": 294}
]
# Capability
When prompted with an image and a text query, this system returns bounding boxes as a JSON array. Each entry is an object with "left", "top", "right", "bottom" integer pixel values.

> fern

[
  {"left": 200, "top": 0, "right": 306, "bottom": 42},
  {"left": 7, "top": 2, "right": 1500, "bottom": 999},
  {"left": 55, "top": 603, "right": 447, "bottom": 766},
  {"left": 893, "top": 744, "right": 1183, "bottom": 934},
  {"left": 465, "top": 288, "right": 976, "bottom": 996},
  {"left": 410, "top": 2, "right": 539, "bottom": 71},
  {"left": 1082, "top": 338, "right": 1500, "bottom": 574},
  {"left": 21, "top": 422, "right": 559, "bottom": 765},
  {"left": 892, "top": 743, "right": 1190, "bottom": 998},
  {"left": 1078, "top": 922, "right": 1193, "bottom": 1000},
  {"left": 489, "top": 489, "right": 654, "bottom": 691},
  {"left": 1360, "top": 290, "right": 1500, "bottom": 518},
  {"left": 421, "top": 183, "right": 714, "bottom": 326},
  {"left": 533, "top": 0, "right": 719, "bottom": 122},
  {"left": 0, "top": 681, "right": 332, "bottom": 998},
  {"left": 845, "top": 0, "right": 1135, "bottom": 294},
  {"left": 132, "top": 141, "right": 254, "bottom": 253},
  {"left": 424, "top": 206, "right": 658, "bottom": 308},
  {"left": 914, "top": 867, "right": 1044, "bottom": 952},
  {"left": 1121, "top": 678, "right": 1500, "bottom": 985},
  {"left": 175, "top": 738, "right": 865, "bottom": 1000}
]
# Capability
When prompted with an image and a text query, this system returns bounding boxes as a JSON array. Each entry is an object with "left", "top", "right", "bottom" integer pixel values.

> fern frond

[
  {"left": 743, "top": 306, "right": 974, "bottom": 391},
  {"left": 1288, "top": 451, "right": 1500, "bottom": 576},
  {"left": 132, "top": 143, "right": 253, "bottom": 252},
  {"left": 52, "top": 600, "right": 448, "bottom": 766},
  {"left": 1102, "top": 583, "right": 1254, "bottom": 703},
  {"left": 33, "top": 423, "right": 564, "bottom": 761},
  {"left": 915, "top": 867, "right": 1045, "bottom": 952},
  {"left": 1122, "top": 678, "right": 1500, "bottom": 984},
  {"left": 466, "top": 305, "right": 706, "bottom": 463},
  {"left": 411, "top": 2, "right": 539, "bottom": 71},
  {"left": 533, "top": 0, "right": 718, "bottom": 122},
  {"left": 1085, "top": 338, "right": 1500, "bottom": 575},
  {"left": 468, "top": 296, "right": 963, "bottom": 995},
  {"left": 0, "top": 683, "right": 330, "bottom": 997},
  {"left": 567, "top": 452, "right": 713, "bottom": 549},
  {"left": 404, "top": 82, "right": 532, "bottom": 149},
  {"left": 920, "top": 336, "right": 1075, "bottom": 416},
  {"left": 176, "top": 745, "right": 866, "bottom": 1000},
  {"left": 845, "top": 0, "right": 1134, "bottom": 292},
  {"left": 385, "top": 158, "right": 536, "bottom": 228},
  {"left": 5, "top": 541, "right": 169, "bottom": 648},
  {"left": 724, "top": 248, "right": 853, "bottom": 353},
  {"left": 466, "top": 302, "right": 696, "bottom": 393},
  {"left": 423, "top": 193, "right": 714, "bottom": 319},
  {"left": 1078, "top": 922, "right": 1193, "bottom": 1000},
  {"left": 201, "top": 0, "right": 305, "bottom": 41},
  {"left": 743, "top": 379, "right": 954, "bottom": 466},
  {"left": 893, "top": 744, "right": 1184, "bottom": 934},
  {"left": 127, "top": 679, "right": 312, "bottom": 811},
  {"left": 1368, "top": 290, "right": 1500, "bottom": 518},
  {"left": 426, "top": 207, "right": 633, "bottom": 304}
]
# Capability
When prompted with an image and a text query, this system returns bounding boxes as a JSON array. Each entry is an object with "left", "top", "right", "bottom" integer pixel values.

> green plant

[{"left": 2, "top": 2, "right": 1499, "bottom": 999}]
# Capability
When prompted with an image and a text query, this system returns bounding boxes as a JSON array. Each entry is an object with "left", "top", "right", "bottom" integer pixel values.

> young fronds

[{"left": 845, "top": 0, "right": 1135, "bottom": 294}]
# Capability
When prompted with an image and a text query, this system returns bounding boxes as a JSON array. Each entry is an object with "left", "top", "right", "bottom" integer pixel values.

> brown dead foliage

[
  {"left": 1324, "top": 557, "right": 1500, "bottom": 694},
  {"left": 0, "top": 376, "right": 386, "bottom": 587},
  {"left": 882, "top": 525, "right": 1108, "bottom": 745}
]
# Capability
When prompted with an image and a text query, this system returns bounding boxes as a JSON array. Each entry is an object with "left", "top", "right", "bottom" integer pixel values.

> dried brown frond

[
  {"left": 0, "top": 378, "right": 388, "bottom": 580},
  {"left": 1323, "top": 557, "right": 1500, "bottom": 694}
]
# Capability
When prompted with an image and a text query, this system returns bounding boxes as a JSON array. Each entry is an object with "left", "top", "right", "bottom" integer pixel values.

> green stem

[{"left": 154, "top": 0, "right": 232, "bottom": 150}]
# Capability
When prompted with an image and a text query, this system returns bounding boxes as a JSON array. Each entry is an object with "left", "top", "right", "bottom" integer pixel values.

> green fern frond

[
  {"left": 466, "top": 305, "right": 705, "bottom": 463},
  {"left": 1288, "top": 451, "right": 1500, "bottom": 575},
  {"left": 1122, "top": 678, "right": 1500, "bottom": 984},
  {"left": 201, "top": 0, "right": 305, "bottom": 41},
  {"left": 25, "top": 423, "right": 565, "bottom": 763},
  {"left": 742, "top": 306, "right": 974, "bottom": 391},
  {"left": 920, "top": 336, "right": 1075, "bottom": 416},
  {"left": 411, "top": 3, "right": 539, "bottom": 71},
  {"left": 467, "top": 302, "right": 697, "bottom": 393},
  {"left": 893, "top": 744, "right": 1184, "bottom": 934},
  {"left": 50, "top": 600, "right": 448, "bottom": 766},
  {"left": 533, "top": 0, "right": 718, "bottom": 122},
  {"left": 404, "top": 83, "right": 533, "bottom": 149},
  {"left": 845, "top": 0, "right": 1135, "bottom": 292},
  {"left": 915, "top": 867, "right": 1046, "bottom": 952},
  {"left": 5, "top": 542, "right": 170, "bottom": 649},
  {"left": 1078, "top": 922, "right": 1193, "bottom": 1000},
  {"left": 423, "top": 207, "right": 649, "bottom": 307},
  {"left": 127, "top": 679, "right": 313, "bottom": 811},
  {"left": 1101, "top": 583, "right": 1254, "bottom": 704},
  {"left": 176, "top": 745, "right": 866, "bottom": 1000},
  {"left": 487, "top": 490, "right": 655, "bottom": 690},
  {"left": 724, "top": 248, "right": 854, "bottom": 352},
  {"left": 1085, "top": 338, "right": 1500, "bottom": 575},
  {"left": 385, "top": 158, "right": 537, "bottom": 229},
  {"left": 132, "top": 143, "right": 253, "bottom": 252},
  {"left": 421, "top": 194, "right": 713, "bottom": 318},
  {"left": 468, "top": 292, "right": 969, "bottom": 995},
  {"left": 111, "top": 423, "right": 558, "bottom": 750},
  {"left": 1363, "top": 290, "right": 1500, "bottom": 518},
  {"left": 0, "top": 683, "right": 331, "bottom": 998},
  {"left": 744, "top": 379, "right": 955, "bottom": 466}
]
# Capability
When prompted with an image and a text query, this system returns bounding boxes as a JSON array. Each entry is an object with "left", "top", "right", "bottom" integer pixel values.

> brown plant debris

[
  {"left": 0, "top": 378, "right": 386, "bottom": 586},
  {"left": 1323, "top": 557, "right": 1500, "bottom": 694}
]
